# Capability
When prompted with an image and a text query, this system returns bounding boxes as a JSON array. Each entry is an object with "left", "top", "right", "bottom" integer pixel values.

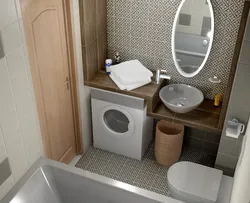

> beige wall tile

[
  {"left": 6, "top": 47, "right": 26, "bottom": 79},
  {"left": 0, "top": 23, "right": 21, "bottom": 55},
  {"left": 15, "top": 0, "right": 22, "bottom": 20},
  {"left": 0, "top": 0, "right": 17, "bottom": 30},
  {"left": 0, "top": 58, "right": 15, "bottom": 112},
  {"left": 11, "top": 74, "right": 34, "bottom": 120},
  {"left": 3, "top": 130, "right": 28, "bottom": 182},
  {"left": 0, "top": 1, "right": 43, "bottom": 198}
]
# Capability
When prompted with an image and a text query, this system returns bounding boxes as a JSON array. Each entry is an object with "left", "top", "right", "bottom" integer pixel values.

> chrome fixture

[{"left": 155, "top": 69, "right": 171, "bottom": 84}]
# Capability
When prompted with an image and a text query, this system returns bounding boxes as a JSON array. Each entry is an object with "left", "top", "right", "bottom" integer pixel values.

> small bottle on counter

[
  {"left": 105, "top": 59, "right": 112, "bottom": 75},
  {"left": 114, "top": 51, "right": 121, "bottom": 64},
  {"left": 214, "top": 94, "right": 222, "bottom": 107},
  {"left": 209, "top": 76, "right": 222, "bottom": 107}
]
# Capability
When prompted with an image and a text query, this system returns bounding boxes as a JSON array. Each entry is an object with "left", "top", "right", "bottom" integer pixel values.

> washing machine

[{"left": 91, "top": 88, "right": 153, "bottom": 160}]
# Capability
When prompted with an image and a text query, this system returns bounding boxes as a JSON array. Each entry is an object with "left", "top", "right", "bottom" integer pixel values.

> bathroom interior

[{"left": 0, "top": 0, "right": 250, "bottom": 202}]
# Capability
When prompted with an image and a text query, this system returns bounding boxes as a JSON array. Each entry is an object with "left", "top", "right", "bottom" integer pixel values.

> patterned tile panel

[
  {"left": 106, "top": 0, "right": 245, "bottom": 99},
  {"left": 75, "top": 145, "right": 216, "bottom": 197}
]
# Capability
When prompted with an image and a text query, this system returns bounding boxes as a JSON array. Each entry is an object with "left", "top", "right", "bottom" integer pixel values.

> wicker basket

[{"left": 155, "top": 120, "right": 184, "bottom": 167}]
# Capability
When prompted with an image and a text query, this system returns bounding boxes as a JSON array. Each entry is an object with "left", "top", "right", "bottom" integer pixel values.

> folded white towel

[
  {"left": 126, "top": 78, "right": 151, "bottom": 91},
  {"left": 109, "top": 74, "right": 126, "bottom": 90},
  {"left": 110, "top": 60, "right": 153, "bottom": 85},
  {"left": 111, "top": 71, "right": 151, "bottom": 86},
  {"left": 110, "top": 74, "right": 151, "bottom": 91}
]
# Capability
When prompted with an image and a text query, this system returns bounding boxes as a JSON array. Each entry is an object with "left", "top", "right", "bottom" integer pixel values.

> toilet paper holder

[{"left": 226, "top": 119, "right": 245, "bottom": 139}]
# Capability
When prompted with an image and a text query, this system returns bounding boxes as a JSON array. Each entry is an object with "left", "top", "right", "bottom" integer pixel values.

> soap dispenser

[{"left": 114, "top": 51, "right": 121, "bottom": 64}]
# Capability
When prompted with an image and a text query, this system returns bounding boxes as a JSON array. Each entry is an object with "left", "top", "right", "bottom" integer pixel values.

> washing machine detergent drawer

[{"left": 91, "top": 88, "right": 145, "bottom": 110}]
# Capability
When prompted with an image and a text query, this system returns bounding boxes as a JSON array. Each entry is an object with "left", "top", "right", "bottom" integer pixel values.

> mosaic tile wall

[{"left": 107, "top": 0, "right": 245, "bottom": 99}]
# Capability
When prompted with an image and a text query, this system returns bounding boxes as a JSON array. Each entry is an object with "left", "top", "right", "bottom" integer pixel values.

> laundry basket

[{"left": 155, "top": 120, "right": 184, "bottom": 167}]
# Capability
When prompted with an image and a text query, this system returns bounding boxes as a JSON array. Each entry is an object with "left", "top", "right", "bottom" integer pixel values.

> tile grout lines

[{"left": 75, "top": 145, "right": 216, "bottom": 197}]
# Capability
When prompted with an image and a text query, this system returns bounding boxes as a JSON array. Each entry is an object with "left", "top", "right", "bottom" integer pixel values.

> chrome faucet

[{"left": 155, "top": 69, "right": 171, "bottom": 84}]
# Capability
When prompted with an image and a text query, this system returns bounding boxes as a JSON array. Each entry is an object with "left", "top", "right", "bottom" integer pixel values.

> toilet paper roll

[{"left": 226, "top": 120, "right": 245, "bottom": 139}]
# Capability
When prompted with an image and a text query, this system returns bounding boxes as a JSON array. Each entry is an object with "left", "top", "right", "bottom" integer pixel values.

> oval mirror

[{"left": 172, "top": 0, "right": 214, "bottom": 77}]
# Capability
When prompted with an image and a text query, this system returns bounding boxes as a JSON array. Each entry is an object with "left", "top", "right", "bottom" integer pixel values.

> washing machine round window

[
  {"left": 101, "top": 106, "right": 135, "bottom": 137},
  {"left": 104, "top": 110, "right": 129, "bottom": 133}
]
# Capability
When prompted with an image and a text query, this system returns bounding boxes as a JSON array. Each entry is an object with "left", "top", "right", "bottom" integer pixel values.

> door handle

[{"left": 64, "top": 77, "right": 70, "bottom": 90}]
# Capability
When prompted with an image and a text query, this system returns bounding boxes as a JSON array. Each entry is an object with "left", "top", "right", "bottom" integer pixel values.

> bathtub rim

[{"left": 1, "top": 157, "right": 183, "bottom": 203}]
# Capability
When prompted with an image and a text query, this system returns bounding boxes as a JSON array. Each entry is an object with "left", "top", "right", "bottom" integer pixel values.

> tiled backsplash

[
  {"left": 184, "top": 127, "right": 221, "bottom": 157},
  {"left": 0, "top": 0, "right": 43, "bottom": 199},
  {"left": 107, "top": 0, "right": 245, "bottom": 99}
]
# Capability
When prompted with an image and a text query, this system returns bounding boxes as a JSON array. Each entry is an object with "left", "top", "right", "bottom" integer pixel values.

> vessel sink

[{"left": 159, "top": 84, "right": 204, "bottom": 113}]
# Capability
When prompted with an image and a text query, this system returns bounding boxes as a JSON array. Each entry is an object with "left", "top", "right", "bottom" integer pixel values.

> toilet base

[
  {"left": 169, "top": 175, "right": 233, "bottom": 203},
  {"left": 167, "top": 161, "right": 223, "bottom": 203},
  {"left": 169, "top": 182, "right": 214, "bottom": 203}
]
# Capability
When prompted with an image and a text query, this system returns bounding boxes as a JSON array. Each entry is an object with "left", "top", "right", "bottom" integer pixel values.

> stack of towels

[{"left": 109, "top": 60, "right": 153, "bottom": 91}]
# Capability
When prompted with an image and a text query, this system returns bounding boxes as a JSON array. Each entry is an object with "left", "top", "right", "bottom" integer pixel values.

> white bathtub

[{"left": 1, "top": 157, "right": 183, "bottom": 203}]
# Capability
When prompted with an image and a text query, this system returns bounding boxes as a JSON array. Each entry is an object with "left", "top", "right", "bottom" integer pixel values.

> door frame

[
  {"left": 62, "top": 0, "right": 83, "bottom": 155},
  {"left": 20, "top": 0, "right": 83, "bottom": 158}
]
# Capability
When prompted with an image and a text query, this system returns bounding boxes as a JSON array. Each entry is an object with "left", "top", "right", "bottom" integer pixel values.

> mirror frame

[{"left": 171, "top": 0, "right": 215, "bottom": 78}]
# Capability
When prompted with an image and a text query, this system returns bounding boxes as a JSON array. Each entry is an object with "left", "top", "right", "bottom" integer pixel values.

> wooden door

[{"left": 20, "top": 0, "right": 76, "bottom": 163}]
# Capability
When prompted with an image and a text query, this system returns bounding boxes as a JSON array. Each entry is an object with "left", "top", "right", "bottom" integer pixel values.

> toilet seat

[{"left": 167, "top": 161, "right": 223, "bottom": 203}]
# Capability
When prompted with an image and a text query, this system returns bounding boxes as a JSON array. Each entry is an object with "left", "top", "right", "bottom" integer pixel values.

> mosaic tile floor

[{"left": 75, "top": 142, "right": 216, "bottom": 197}]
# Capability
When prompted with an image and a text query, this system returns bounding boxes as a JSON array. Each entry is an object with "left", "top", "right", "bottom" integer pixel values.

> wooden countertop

[
  {"left": 149, "top": 100, "right": 221, "bottom": 133},
  {"left": 84, "top": 71, "right": 162, "bottom": 100},
  {"left": 85, "top": 72, "right": 222, "bottom": 133},
  {"left": 84, "top": 71, "right": 165, "bottom": 112}
]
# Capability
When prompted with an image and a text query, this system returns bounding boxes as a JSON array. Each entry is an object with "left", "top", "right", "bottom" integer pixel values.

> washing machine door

[{"left": 101, "top": 106, "right": 135, "bottom": 138}]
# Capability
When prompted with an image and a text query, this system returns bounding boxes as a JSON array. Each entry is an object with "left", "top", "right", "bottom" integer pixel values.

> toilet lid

[{"left": 168, "top": 161, "right": 223, "bottom": 202}]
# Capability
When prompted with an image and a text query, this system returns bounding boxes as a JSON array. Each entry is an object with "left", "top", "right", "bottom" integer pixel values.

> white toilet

[
  {"left": 168, "top": 117, "right": 250, "bottom": 203},
  {"left": 167, "top": 161, "right": 233, "bottom": 203}
]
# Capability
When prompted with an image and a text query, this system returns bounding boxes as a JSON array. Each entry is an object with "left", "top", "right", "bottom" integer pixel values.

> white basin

[{"left": 159, "top": 84, "right": 204, "bottom": 113}]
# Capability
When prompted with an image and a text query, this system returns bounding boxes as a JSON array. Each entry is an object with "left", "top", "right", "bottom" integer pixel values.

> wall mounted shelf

[{"left": 85, "top": 71, "right": 222, "bottom": 133}]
